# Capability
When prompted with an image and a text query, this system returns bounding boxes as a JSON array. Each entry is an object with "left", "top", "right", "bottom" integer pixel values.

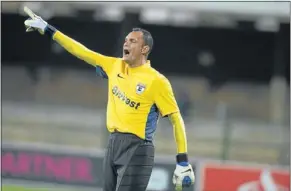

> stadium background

[{"left": 1, "top": 2, "right": 290, "bottom": 191}]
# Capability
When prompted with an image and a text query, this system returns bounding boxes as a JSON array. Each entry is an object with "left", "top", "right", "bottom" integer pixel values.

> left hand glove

[{"left": 172, "top": 163, "right": 195, "bottom": 191}]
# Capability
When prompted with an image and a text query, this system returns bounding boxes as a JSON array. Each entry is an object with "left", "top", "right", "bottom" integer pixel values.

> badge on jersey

[{"left": 136, "top": 83, "right": 146, "bottom": 95}]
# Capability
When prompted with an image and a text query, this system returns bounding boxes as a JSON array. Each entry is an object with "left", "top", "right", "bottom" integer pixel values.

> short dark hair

[{"left": 132, "top": 27, "right": 154, "bottom": 56}]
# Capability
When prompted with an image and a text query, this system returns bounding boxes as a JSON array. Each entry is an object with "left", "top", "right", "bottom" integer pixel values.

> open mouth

[{"left": 124, "top": 49, "right": 130, "bottom": 56}]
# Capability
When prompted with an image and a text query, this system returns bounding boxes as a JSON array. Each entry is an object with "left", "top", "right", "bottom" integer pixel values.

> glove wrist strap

[
  {"left": 45, "top": 24, "right": 57, "bottom": 38},
  {"left": 176, "top": 153, "right": 188, "bottom": 163}
]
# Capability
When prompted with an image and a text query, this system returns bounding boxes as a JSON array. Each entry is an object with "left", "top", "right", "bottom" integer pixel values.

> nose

[{"left": 124, "top": 41, "right": 130, "bottom": 47}]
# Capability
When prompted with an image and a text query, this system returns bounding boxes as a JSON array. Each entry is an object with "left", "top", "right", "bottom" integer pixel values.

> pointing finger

[{"left": 24, "top": 6, "right": 36, "bottom": 19}]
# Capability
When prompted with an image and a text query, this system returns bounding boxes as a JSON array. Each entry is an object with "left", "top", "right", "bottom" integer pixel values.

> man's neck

[{"left": 128, "top": 58, "right": 147, "bottom": 68}]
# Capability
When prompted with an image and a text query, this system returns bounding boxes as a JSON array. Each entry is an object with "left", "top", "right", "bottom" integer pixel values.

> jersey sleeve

[
  {"left": 53, "top": 31, "right": 117, "bottom": 76},
  {"left": 154, "top": 76, "right": 180, "bottom": 117}
]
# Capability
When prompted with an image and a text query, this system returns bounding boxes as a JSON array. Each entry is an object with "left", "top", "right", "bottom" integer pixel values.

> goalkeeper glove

[
  {"left": 23, "top": 6, "right": 56, "bottom": 37},
  {"left": 173, "top": 154, "right": 195, "bottom": 191}
]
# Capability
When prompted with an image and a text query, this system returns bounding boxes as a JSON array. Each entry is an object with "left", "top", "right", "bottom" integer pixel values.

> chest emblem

[{"left": 136, "top": 83, "right": 146, "bottom": 95}]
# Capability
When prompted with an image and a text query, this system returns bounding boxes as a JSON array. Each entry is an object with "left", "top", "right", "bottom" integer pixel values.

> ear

[{"left": 141, "top": 45, "right": 150, "bottom": 55}]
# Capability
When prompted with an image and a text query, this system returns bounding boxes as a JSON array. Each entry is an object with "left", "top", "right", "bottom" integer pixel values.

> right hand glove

[{"left": 23, "top": 6, "right": 47, "bottom": 34}]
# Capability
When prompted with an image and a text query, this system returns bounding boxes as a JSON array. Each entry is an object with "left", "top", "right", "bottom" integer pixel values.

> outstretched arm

[
  {"left": 23, "top": 7, "right": 117, "bottom": 75},
  {"left": 52, "top": 31, "right": 117, "bottom": 69}
]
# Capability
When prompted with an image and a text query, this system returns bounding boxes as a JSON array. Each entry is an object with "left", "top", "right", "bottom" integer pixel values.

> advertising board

[{"left": 202, "top": 163, "right": 290, "bottom": 191}]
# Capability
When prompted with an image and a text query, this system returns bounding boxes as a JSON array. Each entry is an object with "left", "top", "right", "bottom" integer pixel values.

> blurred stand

[{"left": 2, "top": 2, "right": 290, "bottom": 166}]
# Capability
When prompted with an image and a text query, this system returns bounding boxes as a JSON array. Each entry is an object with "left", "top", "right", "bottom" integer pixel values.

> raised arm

[
  {"left": 52, "top": 31, "right": 117, "bottom": 70},
  {"left": 23, "top": 8, "right": 117, "bottom": 75}
]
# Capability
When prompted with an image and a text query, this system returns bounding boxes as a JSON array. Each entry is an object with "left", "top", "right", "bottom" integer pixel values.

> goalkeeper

[{"left": 24, "top": 8, "right": 195, "bottom": 191}]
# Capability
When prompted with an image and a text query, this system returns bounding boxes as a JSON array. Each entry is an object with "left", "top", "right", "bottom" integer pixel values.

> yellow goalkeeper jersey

[{"left": 53, "top": 31, "right": 180, "bottom": 141}]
